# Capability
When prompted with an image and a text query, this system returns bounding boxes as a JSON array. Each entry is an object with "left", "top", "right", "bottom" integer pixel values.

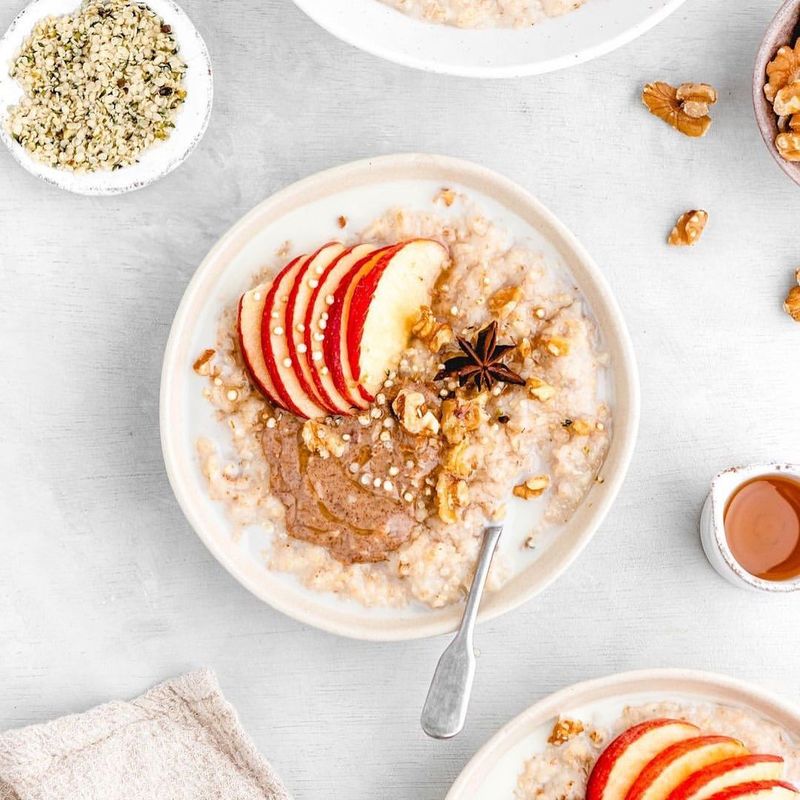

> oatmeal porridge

[
  {"left": 516, "top": 703, "right": 800, "bottom": 800},
  {"left": 377, "top": 0, "right": 590, "bottom": 29},
  {"left": 195, "top": 190, "right": 610, "bottom": 609}
]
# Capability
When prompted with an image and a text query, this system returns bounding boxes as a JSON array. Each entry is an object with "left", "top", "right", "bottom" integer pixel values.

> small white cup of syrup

[{"left": 700, "top": 463, "right": 800, "bottom": 593}]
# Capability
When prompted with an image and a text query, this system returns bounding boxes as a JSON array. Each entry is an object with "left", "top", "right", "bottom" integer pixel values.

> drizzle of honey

[{"left": 724, "top": 476, "right": 800, "bottom": 581}]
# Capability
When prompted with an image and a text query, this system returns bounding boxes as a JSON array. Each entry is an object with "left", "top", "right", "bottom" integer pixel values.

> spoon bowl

[{"left": 753, "top": 0, "right": 800, "bottom": 187}]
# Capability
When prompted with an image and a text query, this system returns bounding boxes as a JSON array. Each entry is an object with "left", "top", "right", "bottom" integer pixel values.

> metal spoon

[{"left": 421, "top": 523, "right": 504, "bottom": 739}]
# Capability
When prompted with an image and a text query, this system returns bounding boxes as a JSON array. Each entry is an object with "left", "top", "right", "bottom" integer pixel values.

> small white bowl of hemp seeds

[{"left": 0, "top": 0, "right": 212, "bottom": 194}]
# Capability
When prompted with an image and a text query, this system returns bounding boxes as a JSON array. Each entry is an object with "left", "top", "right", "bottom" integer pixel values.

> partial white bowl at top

[
  {"left": 291, "top": 0, "right": 689, "bottom": 79},
  {"left": 0, "top": 0, "right": 213, "bottom": 195},
  {"left": 160, "top": 153, "right": 640, "bottom": 641}
]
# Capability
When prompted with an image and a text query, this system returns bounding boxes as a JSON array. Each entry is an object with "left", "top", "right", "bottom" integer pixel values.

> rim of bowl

[
  {"left": 445, "top": 668, "right": 800, "bottom": 799},
  {"left": 0, "top": 0, "right": 213, "bottom": 195},
  {"left": 752, "top": 0, "right": 800, "bottom": 188},
  {"left": 291, "top": 0, "right": 689, "bottom": 79},
  {"left": 160, "top": 152, "right": 641, "bottom": 641},
  {"left": 709, "top": 462, "right": 800, "bottom": 593}
]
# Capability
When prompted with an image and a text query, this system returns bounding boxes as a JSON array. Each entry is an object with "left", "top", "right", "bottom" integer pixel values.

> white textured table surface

[{"left": 1, "top": 1, "right": 799, "bottom": 798}]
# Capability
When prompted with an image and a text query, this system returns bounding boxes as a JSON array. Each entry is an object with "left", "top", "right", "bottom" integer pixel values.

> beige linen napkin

[{"left": 0, "top": 669, "right": 290, "bottom": 800}]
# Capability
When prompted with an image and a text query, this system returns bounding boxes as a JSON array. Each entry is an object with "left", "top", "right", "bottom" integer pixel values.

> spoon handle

[{"left": 420, "top": 524, "right": 504, "bottom": 740}]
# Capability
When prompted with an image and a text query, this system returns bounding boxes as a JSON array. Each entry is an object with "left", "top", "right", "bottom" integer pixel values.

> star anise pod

[{"left": 434, "top": 321, "right": 525, "bottom": 392}]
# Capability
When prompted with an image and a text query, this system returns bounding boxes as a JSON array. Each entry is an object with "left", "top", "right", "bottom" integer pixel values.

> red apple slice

[
  {"left": 587, "top": 720, "right": 702, "bottom": 800},
  {"left": 285, "top": 242, "right": 345, "bottom": 414},
  {"left": 346, "top": 238, "right": 447, "bottom": 400},
  {"left": 303, "top": 243, "right": 379, "bottom": 415},
  {"left": 324, "top": 244, "right": 402, "bottom": 410},
  {"left": 238, "top": 283, "right": 281, "bottom": 405},
  {"left": 702, "top": 782, "right": 799, "bottom": 800},
  {"left": 261, "top": 254, "right": 328, "bottom": 419},
  {"left": 667, "top": 756, "right": 785, "bottom": 800},
  {"left": 626, "top": 736, "right": 750, "bottom": 800}
]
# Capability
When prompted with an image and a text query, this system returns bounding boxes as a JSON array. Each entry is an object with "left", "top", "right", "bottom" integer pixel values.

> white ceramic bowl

[
  {"left": 160, "top": 153, "right": 640, "bottom": 641},
  {"left": 0, "top": 0, "right": 213, "bottom": 195},
  {"left": 700, "top": 463, "right": 800, "bottom": 594},
  {"left": 446, "top": 669, "right": 800, "bottom": 799},
  {"left": 291, "top": 0, "right": 689, "bottom": 79}
]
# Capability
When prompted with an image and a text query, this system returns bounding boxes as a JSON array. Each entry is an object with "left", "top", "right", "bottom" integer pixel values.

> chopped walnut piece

[
  {"left": 435, "top": 472, "right": 469, "bottom": 524},
  {"left": 567, "top": 419, "right": 594, "bottom": 436},
  {"left": 765, "top": 42, "right": 800, "bottom": 103},
  {"left": 642, "top": 82, "right": 712, "bottom": 137},
  {"left": 436, "top": 187, "right": 457, "bottom": 207},
  {"left": 193, "top": 348, "right": 215, "bottom": 375},
  {"left": 548, "top": 717, "right": 585, "bottom": 746},
  {"left": 301, "top": 420, "right": 347, "bottom": 459},
  {"left": 440, "top": 395, "right": 489, "bottom": 445},
  {"left": 774, "top": 82, "right": 800, "bottom": 115},
  {"left": 513, "top": 475, "right": 551, "bottom": 500},
  {"left": 589, "top": 729, "right": 606, "bottom": 746},
  {"left": 393, "top": 390, "right": 440, "bottom": 435},
  {"left": 442, "top": 439, "right": 478, "bottom": 478},
  {"left": 526, "top": 377, "right": 556, "bottom": 402},
  {"left": 668, "top": 209, "right": 708, "bottom": 246},
  {"left": 411, "top": 306, "right": 453, "bottom": 352},
  {"left": 517, "top": 337, "right": 533, "bottom": 360},
  {"left": 785, "top": 270, "right": 800, "bottom": 322},
  {"left": 776, "top": 132, "right": 800, "bottom": 161},
  {"left": 540, "top": 336, "right": 571, "bottom": 357},
  {"left": 675, "top": 82, "right": 718, "bottom": 118},
  {"left": 488, "top": 285, "right": 523, "bottom": 319}
]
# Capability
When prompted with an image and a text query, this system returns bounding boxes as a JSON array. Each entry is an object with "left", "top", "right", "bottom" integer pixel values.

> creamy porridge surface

[
  {"left": 378, "top": 0, "right": 589, "bottom": 29},
  {"left": 196, "top": 191, "right": 610, "bottom": 609},
  {"left": 515, "top": 702, "right": 800, "bottom": 800}
]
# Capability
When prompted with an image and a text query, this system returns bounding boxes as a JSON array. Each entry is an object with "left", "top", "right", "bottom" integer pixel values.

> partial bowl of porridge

[
  {"left": 446, "top": 670, "right": 800, "bottom": 800},
  {"left": 160, "top": 153, "right": 639, "bottom": 640},
  {"left": 290, "top": 0, "right": 689, "bottom": 78},
  {"left": 0, "top": 0, "right": 212, "bottom": 194}
]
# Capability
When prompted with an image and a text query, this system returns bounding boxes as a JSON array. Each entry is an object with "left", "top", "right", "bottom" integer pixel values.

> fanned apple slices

[
  {"left": 586, "top": 719, "right": 796, "bottom": 800},
  {"left": 237, "top": 238, "right": 448, "bottom": 418}
]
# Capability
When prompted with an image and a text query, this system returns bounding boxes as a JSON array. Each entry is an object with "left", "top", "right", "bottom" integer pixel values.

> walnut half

[
  {"left": 776, "top": 132, "right": 800, "bottom": 162},
  {"left": 668, "top": 210, "right": 708, "bottom": 247},
  {"left": 393, "top": 389, "right": 440, "bottom": 435},
  {"left": 411, "top": 306, "right": 453, "bottom": 353},
  {"left": 765, "top": 42, "right": 800, "bottom": 103},
  {"left": 513, "top": 475, "right": 550, "bottom": 500},
  {"left": 785, "top": 269, "right": 800, "bottom": 323},
  {"left": 642, "top": 82, "right": 714, "bottom": 137},
  {"left": 676, "top": 82, "right": 718, "bottom": 119}
]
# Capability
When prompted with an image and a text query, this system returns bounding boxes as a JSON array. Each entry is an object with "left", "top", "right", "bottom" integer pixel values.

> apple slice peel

[
  {"left": 285, "top": 242, "right": 345, "bottom": 414},
  {"left": 346, "top": 238, "right": 448, "bottom": 400},
  {"left": 625, "top": 736, "right": 750, "bottom": 800},
  {"left": 587, "top": 719, "right": 702, "bottom": 800},
  {"left": 701, "top": 782, "right": 799, "bottom": 800},
  {"left": 303, "top": 242, "right": 380, "bottom": 415},
  {"left": 261, "top": 253, "right": 329, "bottom": 419},
  {"left": 238, "top": 283, "right": 282, "bottom": 406},
  {"left": 666, "top": 756, "right": 786, "bottom": 800}
]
